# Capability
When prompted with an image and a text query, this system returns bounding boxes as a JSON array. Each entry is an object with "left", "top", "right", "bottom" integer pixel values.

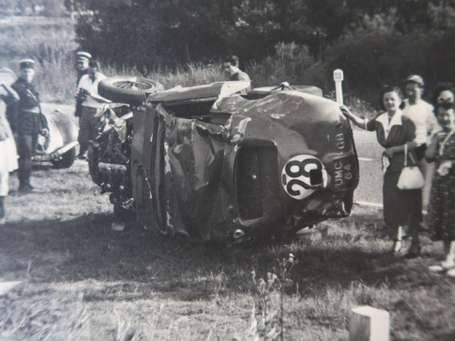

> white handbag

[{"left": 397, "top": 144, "right": 425, "bottom": 190}]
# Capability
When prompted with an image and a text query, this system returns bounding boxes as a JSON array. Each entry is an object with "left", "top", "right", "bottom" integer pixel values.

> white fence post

[
  {"left": 333, "top": 69, "right": 344, "bottom": 106},
  {"left": 349, "top": 306, "right": 390, "bottom": 341}
]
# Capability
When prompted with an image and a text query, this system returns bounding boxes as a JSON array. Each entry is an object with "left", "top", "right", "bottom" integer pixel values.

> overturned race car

[{"left": 89, "top": 78, "right": 359, "bottom": 242}]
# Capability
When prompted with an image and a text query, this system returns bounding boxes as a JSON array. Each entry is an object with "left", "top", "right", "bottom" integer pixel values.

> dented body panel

[{"left": 131, "top": 85, "right": 359, "bottom": 241}]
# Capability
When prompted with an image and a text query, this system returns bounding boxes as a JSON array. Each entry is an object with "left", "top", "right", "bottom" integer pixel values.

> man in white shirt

[
  {"left": 402, "top": 74, "right": 440, "bottom": 209},
  {"left": 76, "top": 59, "right": 109, "bottom": 159}
]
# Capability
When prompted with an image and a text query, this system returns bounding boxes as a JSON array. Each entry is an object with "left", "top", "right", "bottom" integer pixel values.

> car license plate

[{"left": 329, "top": 156, "right": 358, "bottom": 191}]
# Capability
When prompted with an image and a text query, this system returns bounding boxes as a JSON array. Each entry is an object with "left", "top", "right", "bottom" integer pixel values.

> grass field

[{"left": 0, "top": 159, "right": 454, "bottom": 341}]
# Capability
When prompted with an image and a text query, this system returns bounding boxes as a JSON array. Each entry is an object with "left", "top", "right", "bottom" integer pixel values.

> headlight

[{"left": 281, "top": 154, "right": 328, "bottom": 200}]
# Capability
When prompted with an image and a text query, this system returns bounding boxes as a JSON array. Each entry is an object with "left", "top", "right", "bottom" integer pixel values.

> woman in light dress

[{"left": 0, "top": 84, "right": 19, "bottom": 224}]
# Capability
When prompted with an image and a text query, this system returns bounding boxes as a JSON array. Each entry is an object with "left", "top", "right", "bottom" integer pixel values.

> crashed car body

[{"left": 128, "top": 81, "right": 359, "bottom": 241}]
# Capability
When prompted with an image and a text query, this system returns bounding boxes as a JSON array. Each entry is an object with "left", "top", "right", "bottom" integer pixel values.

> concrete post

[{"left": 349, "top": 306, "right": 390, "bottom": 341}]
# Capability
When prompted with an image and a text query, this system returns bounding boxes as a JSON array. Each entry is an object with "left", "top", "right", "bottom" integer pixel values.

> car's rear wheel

[
  {"left": 51, "top": 147, "right": 76, "bottom": 169},
  {"left": 98, "top": 77, "right": 163, "bottom": 106}
]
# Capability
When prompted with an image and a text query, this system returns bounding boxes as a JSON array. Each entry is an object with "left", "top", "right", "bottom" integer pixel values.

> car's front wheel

[{"left": 98, "top": 77, "right": 163, "bottom": 106}]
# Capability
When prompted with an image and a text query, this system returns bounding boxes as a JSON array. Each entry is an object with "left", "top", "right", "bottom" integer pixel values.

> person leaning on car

[
  {"left": 5, "top": 59, "right": 48, "bottom": 193},
  {"left": 222, "top": 55, "right": 251, "bottom": 83},
  {"left": 76, "top": 58, "right": 109, "bottom": 159},
  {"left": 74, "top": 51, "right": 92, "bottom": 119}
]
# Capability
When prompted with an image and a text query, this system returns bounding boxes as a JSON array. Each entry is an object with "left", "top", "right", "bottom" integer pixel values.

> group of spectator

[
  {"left": 0, "top": 51, "right": 109, "bottom": 224},
  {"left": 342, "top": 75, "right": 455, "bottom": 277}
]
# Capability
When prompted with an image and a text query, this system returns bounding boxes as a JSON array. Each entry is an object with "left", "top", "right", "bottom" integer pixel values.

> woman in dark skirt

[
  {"left": 342, "top": 86, "right": 423, "bottom": 257},
  {"left": 426, "top": 103, "right": 455, "bottom": 276}
]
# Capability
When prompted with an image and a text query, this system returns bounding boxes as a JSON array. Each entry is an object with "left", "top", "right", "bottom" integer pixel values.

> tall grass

[{"left": 0, "top": 16, "right": 77, "bottom": 102}]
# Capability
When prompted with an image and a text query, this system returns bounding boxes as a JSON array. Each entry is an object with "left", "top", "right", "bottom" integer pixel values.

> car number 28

[{"left": 281, "top": 154, "right": 328, "bottom": 200}]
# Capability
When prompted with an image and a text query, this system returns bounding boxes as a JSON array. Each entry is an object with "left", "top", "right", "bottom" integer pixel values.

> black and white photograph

[{"left": 0, "top": 1, "right": 455, "bottom": 340}]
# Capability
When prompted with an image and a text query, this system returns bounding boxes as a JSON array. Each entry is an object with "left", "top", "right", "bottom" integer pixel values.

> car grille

[{"left": 236, "top": 146, "right": 279, "bottom": 220}]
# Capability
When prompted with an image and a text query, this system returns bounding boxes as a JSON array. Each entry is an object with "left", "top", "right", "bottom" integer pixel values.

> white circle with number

[{"left": 281, "top": 155, "right": 328, "bottom": 200}]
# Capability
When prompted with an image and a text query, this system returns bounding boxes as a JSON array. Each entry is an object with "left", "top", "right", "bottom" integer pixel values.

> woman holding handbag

[
  {"left": 426, "top": 102, "right": 455, "bottom": 276},
  {"left": 341, "top": 86, "right": 423, "bottom": 257}
]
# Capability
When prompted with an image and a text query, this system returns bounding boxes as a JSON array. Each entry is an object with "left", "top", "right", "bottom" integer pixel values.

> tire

[
  {"left": 51, "top": 147, "right": 76, "bottom": 169},
  {"left": 98, "top": 77, "right": 164, "bottom": 105}
]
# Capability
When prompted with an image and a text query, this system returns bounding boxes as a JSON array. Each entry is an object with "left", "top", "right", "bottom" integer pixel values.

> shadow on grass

[{"left": 0, "top": 212, "right": 421, "bottom": 302}]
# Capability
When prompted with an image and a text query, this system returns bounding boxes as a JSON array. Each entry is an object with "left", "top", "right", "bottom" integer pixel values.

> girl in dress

[
  {"left": 426, "top": 102, "right": 455, "bottom": 276},
  {"left": 342, "top": 86, "right": 423, "bottom": 257}
]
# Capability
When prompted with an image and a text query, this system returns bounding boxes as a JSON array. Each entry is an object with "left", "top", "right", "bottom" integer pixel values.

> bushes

[{"left": 316, "top": 29, "right": 455, "bottom": 105}]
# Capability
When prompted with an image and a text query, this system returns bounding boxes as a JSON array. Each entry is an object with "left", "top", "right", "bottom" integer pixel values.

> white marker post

[
  {"left": 333, "top": 69, "right": 344, "bottom": 106},
  {"left": 349, "top": 306, "right": 390, "bottom": 341}
]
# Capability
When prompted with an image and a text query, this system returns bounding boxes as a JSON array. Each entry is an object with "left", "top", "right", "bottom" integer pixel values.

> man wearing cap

[
  {"left": 403, "top": 74, "right": 440, "bottom": 205},
  {"left": 75, "top": 51, "right": 91, "bottom": 84},
  {"left": 74, "top": 51, "right": 92, "bottom": 119},
  {"left": 76, "top": 59, "right": 109, "bottom": 159},
  {"left": 6, "top": 59, "right": 48, "bottom": 193}
]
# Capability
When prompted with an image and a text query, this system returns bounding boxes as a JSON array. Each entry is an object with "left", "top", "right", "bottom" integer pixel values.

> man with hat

[
  {"left": 6, "top": 59, "right": 48, "bottom": 193},
  {"left": 402, "top": 74, "right": 440, "bottom": 256},
  {"left": 76, "top": 51, "right": 92, "bottom": 83},
  {"left": 76, "top": 58, "right": 109, "bottom": 159},
  {"left": 403, "top": 75, "right": 439, "bottom": 147},
  {"left": 74, "top": 51, "right": 92, "bottom": 119}
]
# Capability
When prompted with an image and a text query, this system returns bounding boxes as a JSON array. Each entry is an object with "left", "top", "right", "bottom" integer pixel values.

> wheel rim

[{"left": 112, "top": 79, "right": 158, "bottom": 91}]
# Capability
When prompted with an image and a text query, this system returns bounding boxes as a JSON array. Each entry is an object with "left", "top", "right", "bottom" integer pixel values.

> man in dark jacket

[{"left": 6, "top": 59, "right": 48, "bottom": 193}]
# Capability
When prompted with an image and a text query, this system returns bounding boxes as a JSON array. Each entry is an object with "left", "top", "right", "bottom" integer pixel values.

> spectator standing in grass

[
  {"left": 425, "top": 102, "right": 455, "bottom": 277},
  {"left": 341, "top": 86, "right": 422, "bottom": 257},
  {"left": 222, "top": 55, "right": 251, "bottom": 83},
  {"left": 6, "top": 59, "right": 48, "bottom": 193},
  {"left": 0, "top": 84, "right": 19, "bottom": 224},
  {"left": 76, "top": 59, "right": 108, "bottom": 159},
  {"left": 402, "top": 75, "right": 440, "bottom": 210},
  {"left": 74, "top": 51, "right": 92, "bottom": 119}
]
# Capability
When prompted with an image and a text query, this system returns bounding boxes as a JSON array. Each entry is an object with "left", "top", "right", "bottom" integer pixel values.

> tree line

[{"left": 7, "top": 0, "right": 455, "bottom": 100}]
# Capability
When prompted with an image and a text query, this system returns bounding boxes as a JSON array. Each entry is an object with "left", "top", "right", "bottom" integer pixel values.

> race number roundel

[{"left": 281, "top": 155, "right": 327, "bottom": 200}]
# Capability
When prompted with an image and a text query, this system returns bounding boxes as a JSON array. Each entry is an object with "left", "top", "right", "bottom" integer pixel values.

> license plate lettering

[{"left": 333, "top": 158, "right": 354, "bottom": 189}]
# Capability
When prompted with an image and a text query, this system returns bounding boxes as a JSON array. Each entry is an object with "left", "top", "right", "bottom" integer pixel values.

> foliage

[
  {"left": 0, "top": 16, "right": 77, "bottom": 102},
  {"left": 0, "top": 0, "right": 69, "bottom": 16}
]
